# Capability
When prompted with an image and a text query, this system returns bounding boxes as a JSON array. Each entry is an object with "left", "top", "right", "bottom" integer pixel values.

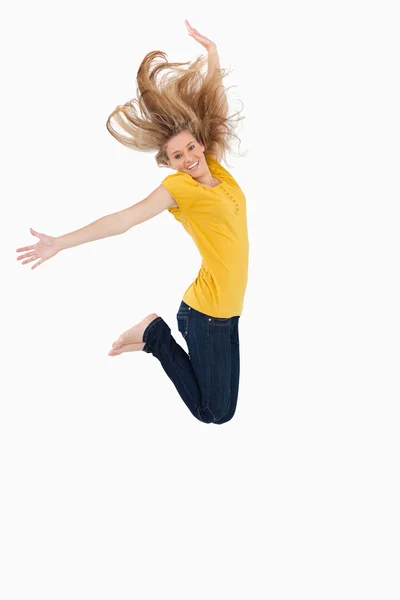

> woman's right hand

[{"left": 16, "top": 228, "right": 60, "bottom": 270}]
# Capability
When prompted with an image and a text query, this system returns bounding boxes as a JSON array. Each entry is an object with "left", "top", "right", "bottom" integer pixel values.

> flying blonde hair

[{"left": 106, "top": 50, "right": 245, "bottom": 168}]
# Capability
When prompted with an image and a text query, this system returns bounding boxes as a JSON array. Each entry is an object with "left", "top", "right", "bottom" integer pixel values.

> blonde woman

[{"left": 16, "top": 20, "right": 249, "bottom": 424}]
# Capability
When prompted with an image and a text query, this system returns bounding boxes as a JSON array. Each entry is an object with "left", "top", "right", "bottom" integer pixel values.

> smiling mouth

[{"left": 187, "top": 161, "right": 199, "bottom": 171}]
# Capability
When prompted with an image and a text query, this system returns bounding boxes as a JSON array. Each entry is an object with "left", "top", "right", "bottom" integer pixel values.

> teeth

[{"left": 188, "top": 161, "right": 199, "bottom": 170}]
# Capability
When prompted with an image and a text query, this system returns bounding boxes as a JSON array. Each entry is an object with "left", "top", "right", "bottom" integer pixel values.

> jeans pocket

[{"left": 177, "top": 313, "right": 189, "bottom": 339}]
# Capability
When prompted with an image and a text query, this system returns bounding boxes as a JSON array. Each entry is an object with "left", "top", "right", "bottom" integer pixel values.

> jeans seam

[{"left": 203, "top": 361, "right": 217, "bottom": 420}]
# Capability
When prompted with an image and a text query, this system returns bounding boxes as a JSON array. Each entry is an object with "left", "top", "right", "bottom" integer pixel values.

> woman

[{"left": 15, "top": 20, "right": 249, "bottom": 424}]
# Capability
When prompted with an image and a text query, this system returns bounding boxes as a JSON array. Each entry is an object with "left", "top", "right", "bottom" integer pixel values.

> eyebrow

[{"left": 171, "top": 141, "right": 196, "bottom": 155}]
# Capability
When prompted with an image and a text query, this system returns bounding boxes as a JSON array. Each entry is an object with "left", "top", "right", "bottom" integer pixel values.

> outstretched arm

[
  {"left": 57, "top": 185, "right": 176, "bottom": 248},
  {"left": 16, "top": 186, "right": 176, "bottom": 270}
]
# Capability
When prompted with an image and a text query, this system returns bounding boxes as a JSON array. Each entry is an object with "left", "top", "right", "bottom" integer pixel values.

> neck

[{"left": 195, "top": 165, "right": 216, "bottom": 188}]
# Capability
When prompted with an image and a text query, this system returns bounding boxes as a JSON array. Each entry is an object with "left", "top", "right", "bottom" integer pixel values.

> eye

[{"left": 174, "top": 145, "right": 195, "bottom": 160}]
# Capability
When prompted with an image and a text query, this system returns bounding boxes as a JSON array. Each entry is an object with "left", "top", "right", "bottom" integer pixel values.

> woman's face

[{"left": 166, "top": 130, "right": 205, "bottom": 176}]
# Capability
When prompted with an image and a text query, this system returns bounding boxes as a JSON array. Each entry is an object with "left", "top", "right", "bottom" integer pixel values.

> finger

[
  {"left": 31, "top": 260, "right": 43, "bottom": 270},
  {"left": 16, "top": 245, "right": 35, "bottom": 252},
  {"left": 22, "top": 256, "right": 37, "bottom": 265},
  {"left": 17, "top": 251, "right": 36, "bottom": 261}
]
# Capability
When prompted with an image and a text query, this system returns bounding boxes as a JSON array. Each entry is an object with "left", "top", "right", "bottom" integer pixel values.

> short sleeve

[{"left": 161, "top": 172, "right": 198, "bottom": 214}]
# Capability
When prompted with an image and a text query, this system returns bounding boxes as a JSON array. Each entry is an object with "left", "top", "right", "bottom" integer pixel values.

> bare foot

[
  {"left": 108, "top": 313, "right": 159, "bottom": 356},
  {"left": 108, "top": 342, "right": 145, "bottom": 356}
]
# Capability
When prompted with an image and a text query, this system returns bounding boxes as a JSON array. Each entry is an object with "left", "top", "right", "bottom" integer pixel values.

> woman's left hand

[{"left": 184, "top": 19, "right": 216, "bottom": 52}]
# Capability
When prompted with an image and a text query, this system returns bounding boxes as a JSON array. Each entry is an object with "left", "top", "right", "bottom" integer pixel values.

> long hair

[{"left": 106, "top": 50, "right": 244, "bottom": 167}]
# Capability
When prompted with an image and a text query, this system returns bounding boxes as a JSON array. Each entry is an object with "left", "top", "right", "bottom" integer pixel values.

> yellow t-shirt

[{"left": 161, "top": 154, "right": 249, "bottom": 318}]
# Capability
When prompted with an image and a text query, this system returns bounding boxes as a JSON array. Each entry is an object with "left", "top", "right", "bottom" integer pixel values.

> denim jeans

[{"left": 142, "top": 300, "right": 241, "bottom": 424}]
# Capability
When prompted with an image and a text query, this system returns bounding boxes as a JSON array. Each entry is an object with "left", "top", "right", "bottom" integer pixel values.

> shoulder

[
  {"left": 161, "top": 171, "right": 199, "bottom": 213},
  {"left": 205, "top": 154, "right": 225, "bottom": 176},
  {"left": 161, "top": 171, "right": 196, "bottom": 187},
  {"left": 161, "top": 170, "right": 198, "bottom": 196},
  {"left": 205, "top": 153, "right": 221, "bottom": 166},
  {"left": 205, "top": 141, "right": 223, "bottom": 163},
  {"left": 205, "top": 153, "right": 229, "bottom": 174},
  {"left": 205, "top": 154, "right": 240, "bottom": 187}
]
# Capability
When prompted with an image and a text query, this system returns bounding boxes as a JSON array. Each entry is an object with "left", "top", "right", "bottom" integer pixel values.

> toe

[
  {"left": 109, "top": 344, "right": 128, "bottom": 356},
  {"left": 109, "top": 342, "right": 144, "bottom": 356},
  {"left": 109, "top": 344, "right": 126, "bottom": 355}
]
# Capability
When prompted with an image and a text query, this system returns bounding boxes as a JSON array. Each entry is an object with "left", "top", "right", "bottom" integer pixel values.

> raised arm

[
  {"left": 185, "top": 20, "right": 228, "bottom": 162},
  {"left": 206, "top": 47, "right": 229, "bottom": 114}
]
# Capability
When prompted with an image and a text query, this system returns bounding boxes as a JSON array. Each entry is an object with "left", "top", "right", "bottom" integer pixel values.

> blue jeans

[{"left": 142, "top": 300, "right": 241, "bottom": 424}]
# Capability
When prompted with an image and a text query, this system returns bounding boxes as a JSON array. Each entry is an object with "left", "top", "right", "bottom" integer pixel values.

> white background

[{"left": 2, "top": 1, "right": 399, "bottom": 598}]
